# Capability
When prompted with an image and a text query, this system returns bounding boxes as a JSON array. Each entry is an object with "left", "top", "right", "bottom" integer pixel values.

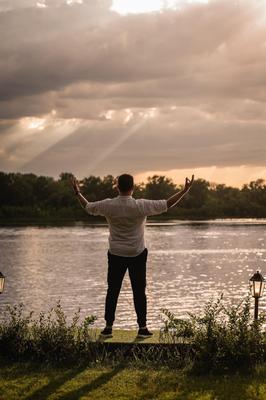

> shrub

[
  {"left": 2, "top": 296, "right": 266, "bottom": 370},
  {"left": 0, "top": 301, "right": 97, "bottom": 363},
  {"left": 160, "top": 294, "right": 266, "bottom": 372}
]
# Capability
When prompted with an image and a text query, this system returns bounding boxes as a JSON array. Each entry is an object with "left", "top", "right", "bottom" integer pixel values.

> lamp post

[{"left": 249, "top": 270, "right": 265, "bottom": 320}]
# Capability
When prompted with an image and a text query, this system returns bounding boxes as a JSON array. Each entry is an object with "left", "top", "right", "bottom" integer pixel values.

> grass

[
  {"left": 1, "top": 359, "right": 266, "bottom": 400},
  {"left": 93, "top": 328, "right": 162, "bottom": 343},
  {"left": 1, "top": 298, "right": 266, "bottom": 399}
]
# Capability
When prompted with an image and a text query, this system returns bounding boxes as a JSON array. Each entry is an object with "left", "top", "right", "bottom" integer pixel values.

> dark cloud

[
  {"left": 15, "top": 108, "right": 266, "bottom": 178},
  {"left": 0, "top": 0, "right": 111, "bottom": 12},
  {"left": 0, "top": 0, "right": 261, "bottom": 106},
  {"left": 0, "top": 0, "right": 114, "bottom": 102},
  {"left": 0, "top": 0, "right": 266, "bottom": 181}
]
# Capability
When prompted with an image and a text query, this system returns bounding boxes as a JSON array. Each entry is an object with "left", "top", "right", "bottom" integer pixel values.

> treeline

[{"left": 0, "top": 171, "right": 266, "bottom": 222}]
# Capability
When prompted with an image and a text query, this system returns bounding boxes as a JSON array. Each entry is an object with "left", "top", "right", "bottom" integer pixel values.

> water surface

[{"left": 0, "top": 219, "right": 265, "bottom": 329}]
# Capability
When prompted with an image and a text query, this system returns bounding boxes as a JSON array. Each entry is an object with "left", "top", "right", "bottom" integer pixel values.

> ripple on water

[{"left": 0, "top": 223, "right": 266, "bottom": 328}]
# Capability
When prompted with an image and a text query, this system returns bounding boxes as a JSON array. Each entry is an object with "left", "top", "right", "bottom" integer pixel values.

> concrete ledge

[
  {"left": 91, "top": 329, "right": 163, "bottom": 344},
  {"left": 88, "top": 329, "right": 191, "bottom": 356}
]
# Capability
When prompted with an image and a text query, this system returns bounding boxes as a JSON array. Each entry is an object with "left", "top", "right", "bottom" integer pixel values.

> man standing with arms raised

[{"left": 71, "top": 173, "right": 194, "bottom": 338}]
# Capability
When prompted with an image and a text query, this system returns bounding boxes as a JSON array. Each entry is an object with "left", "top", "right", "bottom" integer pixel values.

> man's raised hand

[
  {"left": 70, "top": 176, "right": 80, "bottom": 195},
  {"left": 184, "top": 175, "right": 194, "bottom": 191}
]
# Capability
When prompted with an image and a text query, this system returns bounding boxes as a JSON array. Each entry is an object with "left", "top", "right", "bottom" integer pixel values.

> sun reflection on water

[{"left": 0, "top": 222, "right": 265, "bottom": 328}]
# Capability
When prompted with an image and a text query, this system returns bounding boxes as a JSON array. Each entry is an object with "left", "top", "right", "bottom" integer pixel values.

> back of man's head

[{"left": 117, "top": 174, "right": 134, "bottom": 193}]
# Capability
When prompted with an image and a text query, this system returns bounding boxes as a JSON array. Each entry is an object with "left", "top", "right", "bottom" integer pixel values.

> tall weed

[
  {"left": 161, "top": 294, "right": 266, "bottom": 371},
  {"left": 0, "top": 301, "right": 97, "bottom": 363}
]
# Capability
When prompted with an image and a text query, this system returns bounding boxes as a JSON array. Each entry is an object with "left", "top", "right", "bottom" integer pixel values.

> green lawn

[
  {"left": 92, "top": 328, "right": 162, "bottom": 343},
  {"left": 91, "top": 329, "right": 188, "bottom": 344},
  {"left": 1, "top": 361, "right": 266, "bottom": 400}
]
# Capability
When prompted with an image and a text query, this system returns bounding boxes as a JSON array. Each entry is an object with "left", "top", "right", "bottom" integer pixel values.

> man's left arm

[{"left": 167, "top": 175, "right": 194, "bottom": 209}]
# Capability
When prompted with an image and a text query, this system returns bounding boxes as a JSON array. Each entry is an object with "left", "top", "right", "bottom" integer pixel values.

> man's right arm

[
  {"left": 76, "top": 192, "right": 89, "bottom": 209},
  {"left": 70, "top": 176, "right": 109, "bottom": 216},
  {"left": 166, "top": 175, "right": 194, "bottom": 209},
  {"left": 70, "top": 176, "right": 89, "bottom": 209}
]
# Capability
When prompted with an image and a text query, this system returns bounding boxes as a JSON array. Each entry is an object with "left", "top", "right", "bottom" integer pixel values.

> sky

[{"left": 0, "top": 0, "right": 266, "bottom": 187}]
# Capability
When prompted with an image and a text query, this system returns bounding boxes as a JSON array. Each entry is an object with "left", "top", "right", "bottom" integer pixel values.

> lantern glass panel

[
  {"left": 0, "top": 277, "right": 4, "bottom": 293},
  {"left": 254, "top": 281, "right": 262, "bottom": 297},
  {"left": 249, "top": 281, "right": 255, "bottom": 297},
  {"left": 261, "top": 281, "right": 265, "bottom": 296}
]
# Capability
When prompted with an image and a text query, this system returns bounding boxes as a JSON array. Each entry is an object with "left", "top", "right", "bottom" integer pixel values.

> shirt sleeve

[
  {"left": 139, "top": 199, "right": 168, "bottom": 216},
  {"left": 85, "top": 199, "right": 110, "bottom": 216}
]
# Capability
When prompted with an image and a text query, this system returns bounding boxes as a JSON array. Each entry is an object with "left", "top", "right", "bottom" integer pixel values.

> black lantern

[
  {"left": 0, "top": 272, "right": 5, "bottom": 294},
  {"left": 249, "top": 270, "right": 265, "bottom": 320}
]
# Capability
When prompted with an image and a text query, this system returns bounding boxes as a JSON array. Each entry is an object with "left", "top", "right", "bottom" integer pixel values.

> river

[{"left": 0, "top": 219, "right": 265, "bottom": 329}]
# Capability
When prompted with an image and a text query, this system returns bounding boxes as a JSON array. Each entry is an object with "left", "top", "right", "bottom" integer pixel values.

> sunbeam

[{"left": 86, "top": 118, "right": 148, "bottom": 175}]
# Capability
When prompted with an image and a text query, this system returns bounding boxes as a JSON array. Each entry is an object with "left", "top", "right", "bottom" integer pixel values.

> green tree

[
  {"left": 82, "top": 175, "right": 104, "bottom": 201},
  {"left": 241, "top": 179, "right": 266, "bottom": 217},
  {"left": 144, "top": 175, "right": 177, "bottom": 199},
  {"left": 181, "top": 179, "right": 210, "bottom": 209},
  {"left": 1, "top": 171, "right": 266, "bottom": 221}
]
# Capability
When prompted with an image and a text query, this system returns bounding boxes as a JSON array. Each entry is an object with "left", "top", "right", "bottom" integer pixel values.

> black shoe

[
  {"left": 100, "top": 327, "right": 113, "bottom": 338},
  {"left": 137, "top": 327, "right": 153, "bottom": 338}
]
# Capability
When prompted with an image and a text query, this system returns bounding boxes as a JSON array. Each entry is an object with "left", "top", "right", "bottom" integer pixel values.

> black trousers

[{"left": 104, "top": 247, "right": 148, "bottom": 328}]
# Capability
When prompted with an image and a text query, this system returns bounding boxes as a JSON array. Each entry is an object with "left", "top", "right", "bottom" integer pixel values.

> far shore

[{"left": 0, "top": 217, "right": 266, "bottom": 227}]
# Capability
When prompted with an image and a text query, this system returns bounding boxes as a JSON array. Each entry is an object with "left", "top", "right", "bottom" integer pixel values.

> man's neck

[{"left": 118, "top": 193, "right": 133, "bottom": 197}]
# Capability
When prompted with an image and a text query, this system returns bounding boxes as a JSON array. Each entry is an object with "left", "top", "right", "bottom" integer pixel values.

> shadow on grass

[
  {"left": 57, "top": 363, "right": 125, "bottom": 400},
  {"left": 24, "top": 364, "right": 88, "bottom": 400},
  {"left": 135, "top": 367, "right": 266, "bottom": 400}
]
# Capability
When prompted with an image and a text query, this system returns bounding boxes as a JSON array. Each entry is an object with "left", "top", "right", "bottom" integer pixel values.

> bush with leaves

[
  {"left": 0, "top": 303, "right": 34, "bottom": 359},
  {"left": 161, "top": 294, "right": 266, "bottom": 371},
  {"left": 2, "top": 296, "right": 266, "bottom": 370},
  {"left": 0, "top": 301, "right": 97, "bottom": 363}
]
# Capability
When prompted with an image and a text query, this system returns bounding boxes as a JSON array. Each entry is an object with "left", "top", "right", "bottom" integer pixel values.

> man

[{"left": 71, "top": 173, "right": 194, "bottom": 338}]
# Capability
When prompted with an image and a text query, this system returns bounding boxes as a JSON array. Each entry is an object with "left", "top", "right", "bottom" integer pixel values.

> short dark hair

[{"left": 117, "top": 174, "right": 134, "bottom": 192}]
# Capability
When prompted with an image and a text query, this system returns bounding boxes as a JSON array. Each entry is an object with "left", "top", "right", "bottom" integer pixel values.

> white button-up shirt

[{"left": 85, "top": 195, "right": 168, "bottom": 257}]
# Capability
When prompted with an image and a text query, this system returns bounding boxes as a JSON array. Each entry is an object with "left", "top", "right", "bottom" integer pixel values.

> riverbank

[
  {"left": 1, "top": 359, "right": 266, "bottom": 400},
  {"left": 1, "top": 217, "right": 266, "bottom": 227},
  {"left": 0, "top": 216, "right": 219, "bottom": 226},
  {"left": 1, "top": 300, "right": 266, "bottom": 398}
]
